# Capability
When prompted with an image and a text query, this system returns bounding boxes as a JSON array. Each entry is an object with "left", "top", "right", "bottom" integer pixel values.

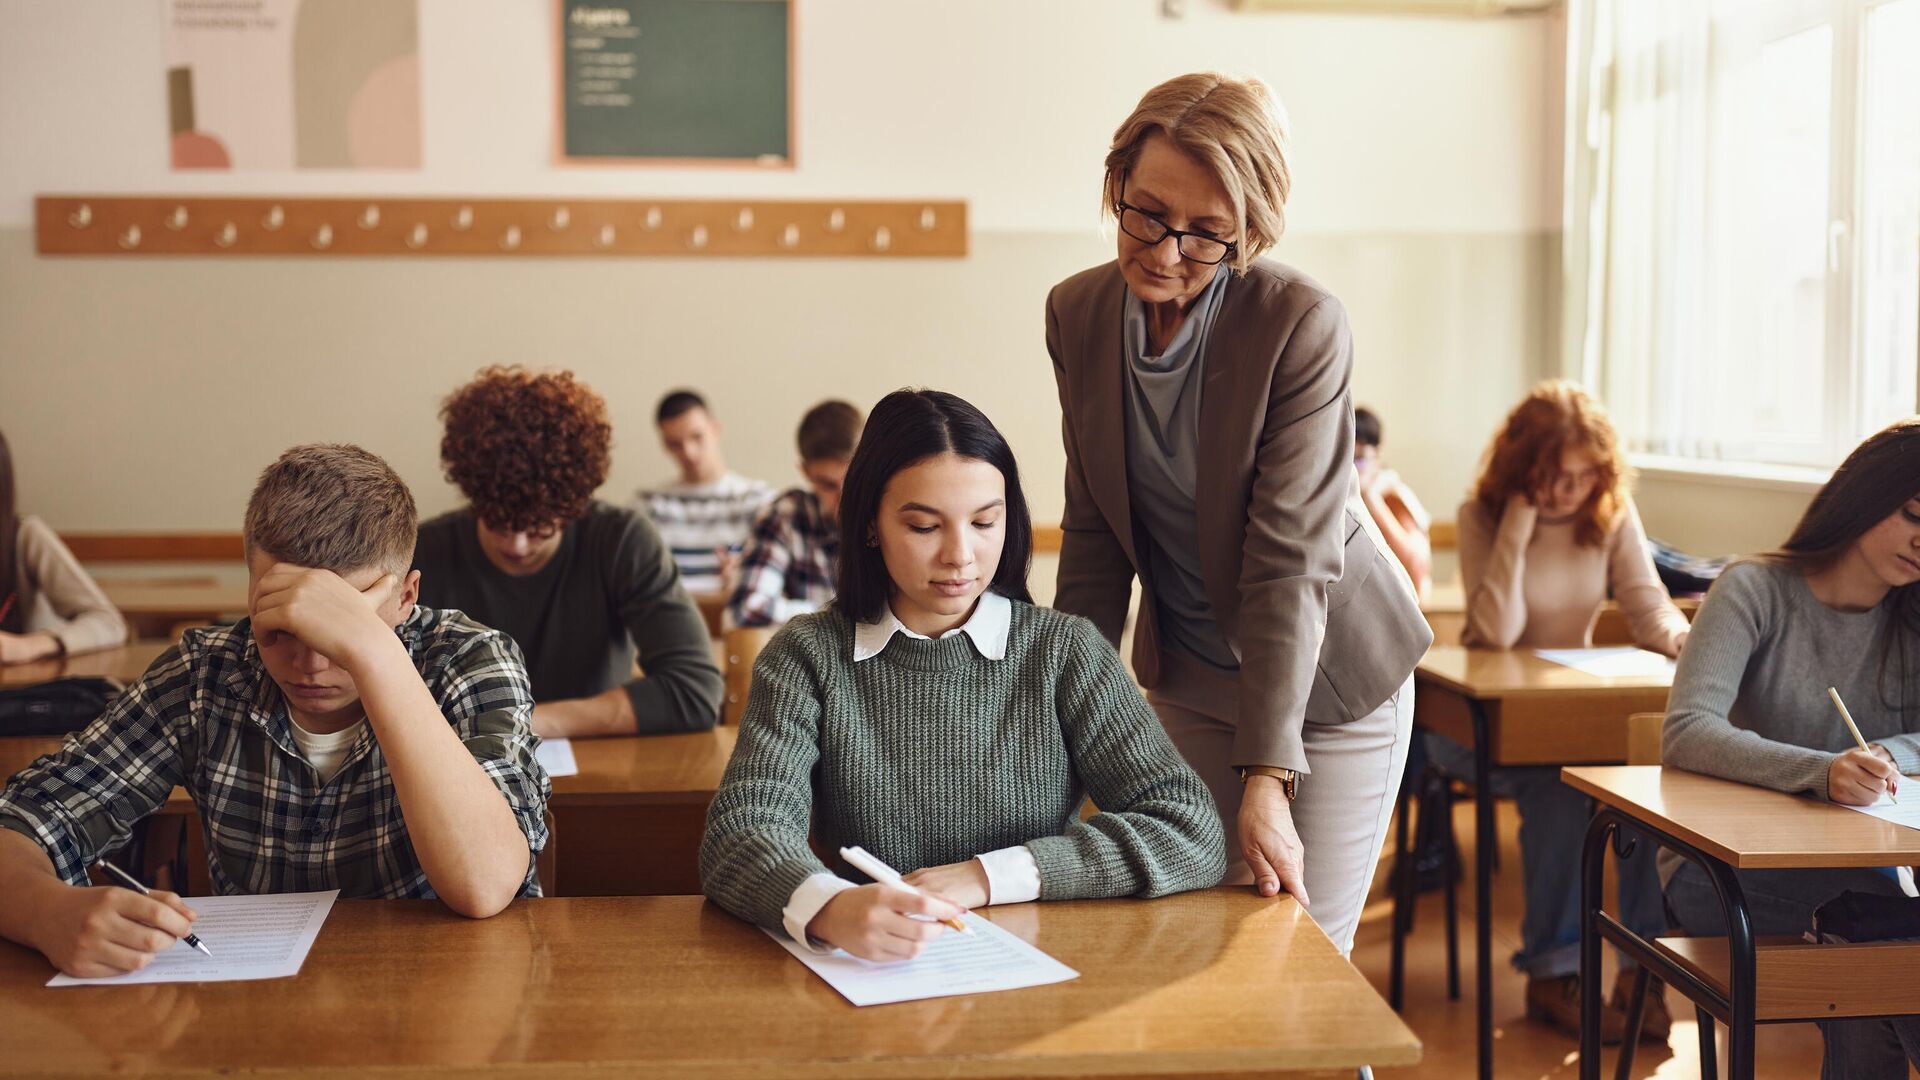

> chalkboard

[{"left": 557, "top": 0, "right": 792, "bottom": 165}]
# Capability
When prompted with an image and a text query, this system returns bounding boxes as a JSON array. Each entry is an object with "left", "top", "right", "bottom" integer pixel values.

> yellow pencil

[{"left": 1829, "top": 686, "right": 1897, "bottom": 804}]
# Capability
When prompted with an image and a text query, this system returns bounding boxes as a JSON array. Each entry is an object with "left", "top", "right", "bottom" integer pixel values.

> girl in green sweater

[{"left": 700, "top": 389, "right": 1226, "bottom": 961}]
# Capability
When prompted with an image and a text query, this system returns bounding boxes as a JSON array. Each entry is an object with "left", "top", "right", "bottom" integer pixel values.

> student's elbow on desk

[{"left": 436, "top": 874, "right": 522, "bottom": 919}]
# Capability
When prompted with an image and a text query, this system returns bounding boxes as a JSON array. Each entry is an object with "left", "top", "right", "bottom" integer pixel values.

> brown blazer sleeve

[
  {"left": 1230, "top": 296, "right": 1358, "bottom": 773},
  {"left": 1047, "top": 283, "right": 1135, "bottom": 646}
]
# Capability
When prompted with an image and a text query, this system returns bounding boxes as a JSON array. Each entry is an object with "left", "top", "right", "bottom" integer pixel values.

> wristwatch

[{"left": 1238, "top": 765, "right": 1299, "bottom": 800}]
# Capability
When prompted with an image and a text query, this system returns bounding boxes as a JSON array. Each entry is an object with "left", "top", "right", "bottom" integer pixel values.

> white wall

[{"left": 0, "top": 0, "right": 1565, "bottom": 540}]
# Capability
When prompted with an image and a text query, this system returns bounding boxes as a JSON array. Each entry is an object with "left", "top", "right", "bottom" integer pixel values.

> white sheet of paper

[
  {"left": 1837, "top": 790, "right": 1920, "bottom": 832},
  {"left": 48, "top": 889, "right": 338, "bottom": 986},
  {"left": 1534, "top": 647, "right": 1676, "bottom": 679},
  {"left": 769, "top": 910, "right": 1078, "bottom": 1006},
  {"left": 536, "top": 737, "right": 579, "bottom": 778}
]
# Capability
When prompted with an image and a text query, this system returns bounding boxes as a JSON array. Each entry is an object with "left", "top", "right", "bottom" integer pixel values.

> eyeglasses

[{"left": 1114, "top": 199, "right": 1237, "bottom": 266}]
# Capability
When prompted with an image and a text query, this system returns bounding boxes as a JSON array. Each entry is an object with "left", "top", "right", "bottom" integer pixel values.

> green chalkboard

[{"left": 558, "top": 0, "right": 792, "bottom": 164}]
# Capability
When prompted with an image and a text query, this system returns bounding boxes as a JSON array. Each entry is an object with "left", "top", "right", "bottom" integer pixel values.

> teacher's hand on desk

[
  {"left": 806, "top": 884, "right": 965, "bottom": 963},
  {"left": 1829, "top": 745, "right": 1902, "bottom": 805},
  {"left": 1241, "top": 775, "right": 1309, "bottom": 905}
]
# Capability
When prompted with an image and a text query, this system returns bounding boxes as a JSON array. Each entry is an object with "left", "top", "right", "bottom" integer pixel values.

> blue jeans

[
  {"left": 1426, "top": 733, "right": 1665, "bottom": 978},
  {"left": 1665, "top": 861, "right": 1920, "bottom": 1079}
]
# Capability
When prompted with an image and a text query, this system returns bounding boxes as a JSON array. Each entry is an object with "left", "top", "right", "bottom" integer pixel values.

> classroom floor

[{"left": 1350, "top": 798, "right": 1859, "bottom": 1079}]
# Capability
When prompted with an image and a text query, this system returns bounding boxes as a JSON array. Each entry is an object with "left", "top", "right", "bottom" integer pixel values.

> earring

[{"left": 865, "top": 536, "right": 879, "bottom": 547}]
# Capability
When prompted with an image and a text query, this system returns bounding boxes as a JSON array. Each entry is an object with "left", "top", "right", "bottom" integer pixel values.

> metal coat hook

[
  {"left": 734, "top": 207, "right": 754, "bottom": 231},
  {"left": 167, "top": 206, "right": 190, "bottom": 231},
  {"left": 643, "top": 206, "right": 663, "bottom": 230},
  {"left": 688, "top": 225, "right": 709, "bottom": 250},
  {"left": 918, "top": 207, "right": 937, "bottom": 231},
  {"left": 312, "top": 223, "right": 334, "bottom": 250},
  {"left": 359, "top": 205, "right": 381, "bottom": 230},
  {"left": 452, "top": 206, "right": 474, "bottom": 231},
  {"left": 550, "top": 207, "right": 571, "bottom": 231},
  {"left": 595, "top": 224, "right": 617, "bottom": 248},
  {"left": 263, "top": 205, "right": 285, "bottom": 231},
  {"left": 117, "top": 224, "right": 141, "bottom": 250},
  {"left": 68, "top": 203, "right": 92, "bottom": 228},
  {"left": 825, "top": 208, "right": 845, "bottom": 233},
  {"left": 406, "top": 223, "right": 429, "bottom": 249},
  {"left": 870, "top": 226, "right": 892, "bottom": 252},
  {"left": 779, "top": 223, "right": 800, "bottom": 249},
  {"left": 215, "top": 222, "right": 238, "bottom": 248},
  {"left": 500, "top": 225, "right": 522, "bottom": 251}
]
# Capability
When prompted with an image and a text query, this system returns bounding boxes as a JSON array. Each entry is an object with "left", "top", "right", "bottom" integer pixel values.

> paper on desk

[
  {"left": 1837, "top": 789, "right": 1920, "bottom": 833},
  {"left": 1534, "top": 647, "right": 1676, "bottom": 679},
  {"left": 769, "top": 911, "right": 1078, "bottom": 1006},
  {"left": 49, "top": 889, "right": 338, "bottom": 986},
  {"left": 535, "top": 737, "right": 579, "bottom": 778}
]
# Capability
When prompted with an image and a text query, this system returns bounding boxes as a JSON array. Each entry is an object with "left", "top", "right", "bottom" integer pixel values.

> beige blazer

[{"left": 1046, "top": 259, "right": 1432, "bottom": 773}]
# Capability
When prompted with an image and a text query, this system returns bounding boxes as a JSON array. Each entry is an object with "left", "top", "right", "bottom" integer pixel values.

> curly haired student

[{"left": 414, "top": 366, "right": 722, "bottom": 739}]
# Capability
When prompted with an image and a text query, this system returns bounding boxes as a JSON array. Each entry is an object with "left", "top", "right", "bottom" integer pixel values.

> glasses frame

[{"left": 1113, "top": 197, "right": 1238, "bottom": 266}]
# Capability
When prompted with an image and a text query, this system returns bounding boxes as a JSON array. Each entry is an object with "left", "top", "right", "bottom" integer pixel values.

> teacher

[{"left": 1046, "top": 72, "right": 1432, "bottom": 953}]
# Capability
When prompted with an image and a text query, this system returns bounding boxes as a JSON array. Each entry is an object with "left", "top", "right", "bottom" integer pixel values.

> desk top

[
  {"left": 1563, "top": 765, "right": 1920, "bottom": 869},
  {"left": 1421, "top": 581, "right": 1700, "bottom": 617},
  {"left": 97, "top": 579, "right": 249, "bottom": 619},
  {"left": 0, "top": 640, "right": 171, "bottom": 690},
  {"left": 552, "top": 727, "right": 737, "bottom": 804},
  {"left": 1415, "top": 645, "right": 1673, "bottom": 700},
  {"left": 0, "top": 890, "right": 1418, "bottom": 1079}
]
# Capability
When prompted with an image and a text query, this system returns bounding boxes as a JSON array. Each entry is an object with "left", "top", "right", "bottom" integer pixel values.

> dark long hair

[
  {"left": 0, "top": 430, "right": 19, "bottom": 633},
  {"left": 1764, "top": 417, "right": 1920, "bottom": 712},
  {"left": 834, "top": 390, "right": 1034, "bottom": 623}
]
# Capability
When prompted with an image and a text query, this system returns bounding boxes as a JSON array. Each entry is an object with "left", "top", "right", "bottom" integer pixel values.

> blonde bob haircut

[{"left": 1102, "top": 72, "right": 1292, "bottom": 273}]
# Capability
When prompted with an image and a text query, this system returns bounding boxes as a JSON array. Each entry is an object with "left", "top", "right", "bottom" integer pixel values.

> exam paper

[
  {"left": 1837, "top": 789, "right": 1920, "bottom": 832},
  {"left": 536, "top": 737, "right": 579, "bottom": 778},
  {"left": 49, "top": 889, "right": 338, "bottom": 986},
  {"left": 1534, "top": 647, "right": 1676, "bottom": 679},
  {"left": 769, "top": 911, "right": 1078, "bottom": 1006}
]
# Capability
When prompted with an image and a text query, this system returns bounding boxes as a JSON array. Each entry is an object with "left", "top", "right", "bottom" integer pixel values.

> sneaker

[
  {"left": 1525, "top": 974, "right": 1627, "bottom": 1044},
  {"left": 1610, "top": 968, "right": 1673, "bottom": 1043}
]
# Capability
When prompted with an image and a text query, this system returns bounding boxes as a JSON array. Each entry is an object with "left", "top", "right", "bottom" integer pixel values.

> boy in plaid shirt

[
  {"left": 0, "top": 444, "right": 549, "bottom": 978},
  {"left": 725, "top": 400, "right": 863, "bottom": 629}
]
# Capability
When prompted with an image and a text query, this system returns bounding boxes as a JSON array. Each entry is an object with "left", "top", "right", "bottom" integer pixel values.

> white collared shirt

[{"left": 779, "top": 590, "right": 1040, "bottom": 950}]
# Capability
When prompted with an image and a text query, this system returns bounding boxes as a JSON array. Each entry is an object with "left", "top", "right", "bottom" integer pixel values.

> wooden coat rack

[{"left": 35, "top": 196, "right": 967, "bottom": 258}]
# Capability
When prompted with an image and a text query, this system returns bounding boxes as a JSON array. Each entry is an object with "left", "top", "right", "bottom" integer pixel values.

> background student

[
  {"left": 725, "top": 399, "right": 863, "bottom": 630},
  {"left": 701, "top": 390, "right": 1224, "bottom": 961},
  {"left": 1430, "top": 379, "right": 1687, "bottom": 1042},
  {"left": 0, "top": 430, "right": 127, "bottom": 663},
  {"left": 414, "top": 366, "right": 722, "bottom": 739},
  {"left": 1354, "top": 406, "right": 1433, "bottom": 601},
  {"left": 638, "top": 390, "right": 775, "bottom": 596},
  {"left": 1662, "top": 418, "right": 1920, "bottom": 1078},
  {"left": 0, "top": 444, "right": 549, "bottom": 977}
]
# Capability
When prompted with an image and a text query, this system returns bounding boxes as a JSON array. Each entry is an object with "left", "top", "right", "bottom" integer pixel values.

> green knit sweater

[{"left": 699, "top": 600, "right": 1227, "bottom": 934}]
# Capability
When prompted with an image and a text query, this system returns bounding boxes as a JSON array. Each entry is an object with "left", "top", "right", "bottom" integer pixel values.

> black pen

[{"left": 97, "top": 860, "right": 212, "bottom": 957}]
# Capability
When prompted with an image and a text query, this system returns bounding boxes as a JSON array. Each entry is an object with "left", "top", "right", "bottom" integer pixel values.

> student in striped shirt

[
  {"left": 0, "top": 444, "right": 549, "bottom": 979},
  {"left": 638, "top": 391, "right": 776, "bottom": 596}
]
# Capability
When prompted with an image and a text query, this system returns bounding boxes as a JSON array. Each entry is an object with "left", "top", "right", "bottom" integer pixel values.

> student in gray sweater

[
  {"left": 1661, "top": 418, "right": 1920, "bottom": 1078},
  {"left": 700, "top": 390, "right": 1226, "bottom": 961}
]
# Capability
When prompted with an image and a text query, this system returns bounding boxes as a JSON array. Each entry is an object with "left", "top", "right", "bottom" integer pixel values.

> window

[{"left": 1566, "top": 0, "right": 1920, "bottom": 472}]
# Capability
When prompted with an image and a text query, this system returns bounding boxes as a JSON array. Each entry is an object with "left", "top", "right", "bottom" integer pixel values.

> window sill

[{"left": 1629, "top": 453, "right": 1830, "bottom": 495}]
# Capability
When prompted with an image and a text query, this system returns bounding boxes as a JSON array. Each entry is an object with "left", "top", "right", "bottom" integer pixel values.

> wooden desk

[
  {"left": 1401, "top": 646, "right": 1674, "bottom": 1080},
  {"left": 0, "top": 890, "right": 1418, "bottom": 1078},
  {"left": 1563, "top": 766, "right": 1920, "bottom": 1078},
  {"left": 1420, "top": 581, "right": 1700, "bottom": 647},
  {"left": 98, "top": 579, "right": 249, "bottom": 638},
  {"left": 0, "top": 640, "right": 171, "bottom": 690},
  {"left": 547, "top": 727, "right": 737, "bottom": 896}
]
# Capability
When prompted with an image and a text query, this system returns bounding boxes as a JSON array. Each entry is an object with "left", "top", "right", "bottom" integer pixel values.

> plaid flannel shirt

[
  {"left": 725, "top": 488, "right": 841, "bottom": 629},
  {"left": 0, "top": 606, "right": 551, "bottom": 897}
]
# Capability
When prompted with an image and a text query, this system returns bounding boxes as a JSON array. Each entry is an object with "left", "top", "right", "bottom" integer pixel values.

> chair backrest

[
  {"left": 1626, "top": 711, "right": 1665, "bottom": 765},
  {"left": 720, "top": 627, "right": 774, "bottom": 726}
]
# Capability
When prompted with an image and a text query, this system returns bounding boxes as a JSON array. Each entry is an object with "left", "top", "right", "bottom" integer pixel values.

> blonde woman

[{"left": 1046, "top": 72, "right": 1431, "bottom": 956}]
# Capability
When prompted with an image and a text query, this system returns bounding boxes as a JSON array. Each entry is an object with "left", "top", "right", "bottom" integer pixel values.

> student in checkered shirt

[
  {"left": 724, "top": 400, "right": 864, "bottom": 630},
  {"left": 0, "top": 444, "right": 549, "bottom": 979}
]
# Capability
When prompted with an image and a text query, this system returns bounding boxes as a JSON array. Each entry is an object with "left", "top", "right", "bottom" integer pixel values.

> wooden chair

[{"left": 720, "top": 627, "right": 772, "bottom": 726}]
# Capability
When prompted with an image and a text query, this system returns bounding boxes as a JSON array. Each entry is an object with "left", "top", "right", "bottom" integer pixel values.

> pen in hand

[
  {"left": 839, "top": 846, "right": 973, "bottom": 935},
  {"left": 97, "top": 860, "right": 212, "bottom": 957},
  {"left": 1829, "top": 686, "right": 1897, "bottom": 805}
]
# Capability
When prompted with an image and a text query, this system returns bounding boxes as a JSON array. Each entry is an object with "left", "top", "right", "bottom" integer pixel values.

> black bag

[
  {"left": 0, "top": 677, "right": 119, "bottom": 736},
  {"left": 1811, "top": 889, "right": 1920, "bottom": 943}
]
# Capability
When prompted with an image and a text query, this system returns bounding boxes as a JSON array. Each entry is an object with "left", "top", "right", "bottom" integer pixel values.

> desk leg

[
  {"left": 1471, "top": 699, "right": 1494, "bottom": 1080},
  {"left": 1579, "top": 808, "right": 1610, "bottom": 1080}
]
